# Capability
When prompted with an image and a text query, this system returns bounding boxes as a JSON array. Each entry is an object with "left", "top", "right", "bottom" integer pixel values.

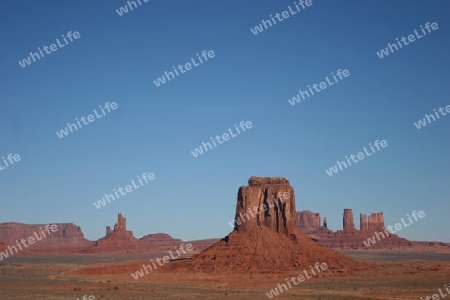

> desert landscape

[
  {"left": 1, "top": 177, "right": 449, "bottom": 299},
  {"left": 2, "top": 0, "right": 449, "bottom": 299}
]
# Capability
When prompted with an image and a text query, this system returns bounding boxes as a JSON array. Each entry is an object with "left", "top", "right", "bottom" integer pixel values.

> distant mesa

[
  {"left": 140, "top": 233, "right": 182, "bottom": 245},
  {"left": 0, "top": 222, "right": 91, "bottom": 247},
  {"left": 162, "top": 176, "right": 364, "bottom": 274}
]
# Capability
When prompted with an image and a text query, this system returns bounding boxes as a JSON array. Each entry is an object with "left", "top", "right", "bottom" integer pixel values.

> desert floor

[{"left": 1, "top": 250, "right": 449, "bottom": 300}]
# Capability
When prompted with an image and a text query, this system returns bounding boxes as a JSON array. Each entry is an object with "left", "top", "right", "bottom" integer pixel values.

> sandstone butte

[
  {"left": 296, "top": 209, "right": 450, "bottom": 251},
  {"left": 161, "top": 176, "right": 366, "bottom": 274}
]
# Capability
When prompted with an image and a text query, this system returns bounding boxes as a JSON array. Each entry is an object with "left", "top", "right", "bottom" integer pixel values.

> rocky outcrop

[
  {"left": 343, "top": 209, "right": 355, "bottom": 231},
  {"left": 162, "top": 176, "right": 364, "bottom": 274},
  {"left": 0, "top": 222, "right": 91, "bottom": 246},
  {"left": 323, "top": 217, "right": 328, "bottom": 229},
  {"left": 359, "top": 212, "right": 384, "bottom": 231},
  {"left": 368, "top": 212, "right": 384, "bottom": 230},
  {"left": 93, "top": 214, "right": 146, "bottom": 250},
  {"left": 360, "top": 214, "right": 368, "bottom": 231},
  {"left": 233, "top": 177, "right": 296, "bottom": 235},
  {"left": 296, "top": 211, "right": 321, "bottom": 233}
]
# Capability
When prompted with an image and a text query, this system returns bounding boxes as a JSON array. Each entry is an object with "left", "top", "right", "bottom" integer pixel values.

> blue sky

[{"left": 0, "top": 0, "right": 449, "bottom": 243}]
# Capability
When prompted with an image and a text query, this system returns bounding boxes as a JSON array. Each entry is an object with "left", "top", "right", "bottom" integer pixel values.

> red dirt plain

[{"left": 1, "top": 249, "right": 449, "bottom": 299}]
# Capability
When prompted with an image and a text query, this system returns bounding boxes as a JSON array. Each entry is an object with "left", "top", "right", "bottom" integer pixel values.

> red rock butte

[
  {"left": 233, "top": 176, "right": 296, "bottom": 234},
  {"left": 162, "top": 176, "right": 364, "bottom": 274}
]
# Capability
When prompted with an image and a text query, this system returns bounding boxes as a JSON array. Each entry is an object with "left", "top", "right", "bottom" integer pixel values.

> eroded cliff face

[
  {"left": 234, "top": 177, "right": 296, "bottom": 234},
  {"left": 343, "top": 209, "right": 355, "bottom": 231},
  {"left": 296, "top": 211, "right": 321, "bottom": 233},
  {"left": 0, "top": 222, "right": 91, "bottom": 246},
  {"left": 368, "top": 212, "right": 385, "bottom": 230}
]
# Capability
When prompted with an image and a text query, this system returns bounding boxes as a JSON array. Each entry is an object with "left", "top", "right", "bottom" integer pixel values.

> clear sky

[{"left": 0, "top": 0, "right": 449, "bottom": 243}]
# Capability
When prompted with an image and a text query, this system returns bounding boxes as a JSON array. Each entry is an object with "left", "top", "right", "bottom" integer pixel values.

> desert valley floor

[{"left": 1, "top": 250, "right": 450, "bottom": 300}]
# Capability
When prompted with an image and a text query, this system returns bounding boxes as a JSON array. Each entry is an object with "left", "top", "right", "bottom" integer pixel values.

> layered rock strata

[
  {"left": 360, "top": 214, "right": 368, "bottom": 231},
  {"left": 296, "top": 211, "right": 321, "bottom": 233},
  {"left": 343, "top": 209, "right": 355, "bottom": 231},
  {"left": 0, "top": 222, "right": 91, "bottom": 246},
  {"left": 368, "top": 212, "right": 384, "bottom": 230},
  {"left": 233, "top": 177, "right": 296, "bottom": 234}
]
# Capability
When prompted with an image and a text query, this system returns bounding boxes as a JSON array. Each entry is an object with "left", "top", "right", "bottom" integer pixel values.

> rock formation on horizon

[
  {"left": 140, "top": 233, "right": 182, "bottom": 245},
  {"left": 343, "top": 208, "right": 355, "bottom": 231},
  {"left": 161, "top": 176, "right": 363, "bottom": 274},
  {"left": 0, "top": 222, "right": 91, "bottom": 247},
  {"left": 360, "top": 213, "right": 368, "bottom": 231},
  {"left": 368, "top": 212, "right": 384, "bottom": 230},
  {"left": 297, "top": 209, "right": 449, "bottom": 250},
  {"left": 296, "top": 211, "right": 321, "bottom": 233},
  {"left": 93, "top": 213, "right": 146, "bottom": 250}
]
